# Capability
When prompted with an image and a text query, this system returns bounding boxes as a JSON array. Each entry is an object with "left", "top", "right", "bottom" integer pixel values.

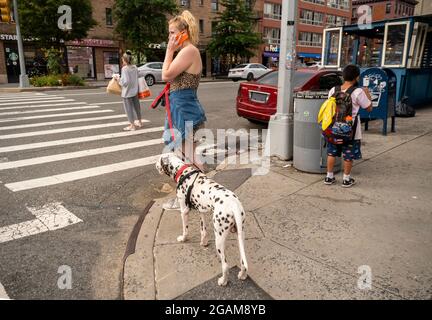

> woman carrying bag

[{"left": 113, "top": 52, "right": 143, "bottom": 131}]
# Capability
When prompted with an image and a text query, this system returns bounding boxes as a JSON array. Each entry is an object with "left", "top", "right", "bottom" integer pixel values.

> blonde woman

[
  {"left": 114, "top": 52, "right": 143, "bottom": 131},
  {"left": 162, "top": 10, "right": 207, "bottom": 210}
]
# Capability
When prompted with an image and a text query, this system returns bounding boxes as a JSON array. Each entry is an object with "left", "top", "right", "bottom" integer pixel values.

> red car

[{"left": 236, "top": 69, "right": 343, "bottom": 123}]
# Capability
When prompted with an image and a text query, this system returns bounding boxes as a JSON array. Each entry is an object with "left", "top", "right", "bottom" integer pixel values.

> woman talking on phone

[{"left": 161, "top": 10, "right": 207, "bottom": 210}]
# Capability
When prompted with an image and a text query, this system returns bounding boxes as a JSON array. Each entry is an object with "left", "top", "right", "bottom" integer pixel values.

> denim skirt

[{"left": 163, "top": 89, "right": 207, "bottom": 150}]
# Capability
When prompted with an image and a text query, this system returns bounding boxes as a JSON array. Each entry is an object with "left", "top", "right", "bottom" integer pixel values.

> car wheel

[
  {"left": 145, "top": 75, "right": 155, "bottom": 86},
  {"left": 247, "top": 73, "right": 254, "bottom": 81},
  {"left": 232, "top": 79, "right": 239, "bottom": 82},
  {"left": 247, "top": 119, "right": 264, "bottom": 125}
]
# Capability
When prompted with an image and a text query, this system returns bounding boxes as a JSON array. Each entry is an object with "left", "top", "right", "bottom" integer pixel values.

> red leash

[{"left": 150, "top": 83, "right": 175, "bottom": 142}]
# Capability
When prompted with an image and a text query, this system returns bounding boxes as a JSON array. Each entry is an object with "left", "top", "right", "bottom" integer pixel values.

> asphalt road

[{"left": 0, "top": 81, "right": 265, "bottom": 299}]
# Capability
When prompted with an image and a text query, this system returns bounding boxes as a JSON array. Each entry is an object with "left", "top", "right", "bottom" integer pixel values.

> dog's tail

[{"left": 233, "top": 201, "right": 248, "bottom": 273}]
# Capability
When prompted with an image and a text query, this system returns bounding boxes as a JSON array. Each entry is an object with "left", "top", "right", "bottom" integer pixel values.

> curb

[{"left": 0, "top": 85, "right": 106, "bottom": 93}]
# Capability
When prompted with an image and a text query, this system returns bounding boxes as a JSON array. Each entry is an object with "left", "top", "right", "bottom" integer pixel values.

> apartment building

[
  {"left": 0, "top": 0, "right": 122, "bottom": 84},
  {"left": 261, "top": 0, "right": 352, "bottom": 67},
  {"left": 415, "top": 0, "right": 432, "bottom": 15},
  {"left": 352, "top": 0, "right": 418, "bottom": 24}
]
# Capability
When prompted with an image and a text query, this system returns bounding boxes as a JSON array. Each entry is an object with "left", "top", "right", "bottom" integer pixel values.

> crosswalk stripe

[
  {"left": 89, "top": 99, "right": 154, "bottom": 105},
  {"left": 0, "top": 120, "right": 148, "bottom": 139},
  {"left": 0, "top": 102, "right": 86, "bottom": 111},
  {"left": 0, "top": 114, "right": 126, "bottom": 131},
  {"left": 0, "top": 93, "right": 46, "bottom": 98},
  {"left": 5, "top": 154, "right": 162, "bottom": 192},
  {"left": 0, "top": 110, "right": 114, "bottom": 123},
  {"left": 0, "top": 139, "right": 163, "bottom": 170},
  {"left": 0, "top": 105, "right": 100, "bottom": 116},
  {"left": 55, "top": 92, "right": 109, "bottom": 96},
  {"left": 0, "top": 96, "right": 64, "bottom": 103},
  {"left": 0, "top": 282, "right": 9, "bottom": 300},
  {"left": 0, "top": 126, "right": 164, "bottom": 152},
  {"left": 0, "top": 99, "right": 75, "bottom": 106}
]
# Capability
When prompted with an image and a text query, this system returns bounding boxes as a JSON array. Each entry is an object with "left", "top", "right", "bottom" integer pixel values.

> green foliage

[
  {"left": 43, "top": 47, "right": 63, "bottom": 75},
  {"left": 18, "top": 0, "right": 97, "bottom": 46},
  {"left": 114, "top": 0, "right": 178, "bottom": 59},
  {"left": 208, "top": 0, "right": 262, "bottom": 65},
  {"left": 30, "top": 74, "right": 85, "bottom": 87}
]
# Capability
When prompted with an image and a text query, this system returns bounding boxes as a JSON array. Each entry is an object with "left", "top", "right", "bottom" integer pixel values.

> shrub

[{"left": 30, "top": 74, "right": 85, "bottom": 87}]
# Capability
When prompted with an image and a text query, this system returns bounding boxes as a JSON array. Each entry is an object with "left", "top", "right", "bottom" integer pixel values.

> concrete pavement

[{"left": 123, "top": 106, "right": 432, "bottom": 300}]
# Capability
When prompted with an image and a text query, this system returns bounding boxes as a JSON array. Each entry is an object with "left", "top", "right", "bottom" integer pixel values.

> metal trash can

[{"left": 293, "top": 91, "right": 341, "bottom": 174}]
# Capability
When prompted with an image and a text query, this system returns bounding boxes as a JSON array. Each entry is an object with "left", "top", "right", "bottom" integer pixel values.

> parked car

[
  {"left": 228, "top": 63, "right": 271, "bottom": 82},
  {"left": 236, "top": 69, "right": 343, "bottom": 123},
  {"left": 307, "top": 61, "right": 323, "bottom": 69},
  {"left": 138, "top": 62, "right": 163, "bottom": 86}
]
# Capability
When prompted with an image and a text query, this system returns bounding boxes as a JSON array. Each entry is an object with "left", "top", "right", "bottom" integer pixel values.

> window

[
  {"left": 106, "top": 8, "right": 113, "bottom": 26},
  {"left": 264, "top": 2, "right": 282, "bottom": 20},
  {"left": 386, "top": 3, "right": 392, "bottom": 14},
  {"left": 383, "top": 22, "right": 410, "bottom": 67},
  {"left": 180, "top": 0, "right": 190, "bottom": 8},
  {"left": 298, "top": 32, "right": 322, "bottom": 47},
  {"left": 263, "top": 27, "right": 281, "bottom": 45},
  {"left": 199, "top": 19, "right": 204, "bottom": 33},
  {"left": 211, "top": 0, "right": 218, "bottom": 12},
  {"left": 198, "top": 0, "right": 204, "bottom": 6},
  {"left": 300, "top": 9, "right": 324, "bottom": 26}
]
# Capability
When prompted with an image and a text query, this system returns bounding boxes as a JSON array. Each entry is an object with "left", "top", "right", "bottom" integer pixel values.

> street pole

[
  {"left": 266, "top": 0, "right": 297, "bottom": 160},
  {"left": 12, "top": 0, "right": 29, "bottom": 88}
]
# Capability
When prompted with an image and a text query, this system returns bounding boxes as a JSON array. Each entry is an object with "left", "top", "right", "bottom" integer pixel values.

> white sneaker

[{"left": 162, "top": 198, "right": 180, "bottom": 210}]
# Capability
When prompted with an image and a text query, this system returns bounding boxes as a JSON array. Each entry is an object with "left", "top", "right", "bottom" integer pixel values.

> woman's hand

[{"left": 167, "top": 34, "right": 181, "bottom": 53}]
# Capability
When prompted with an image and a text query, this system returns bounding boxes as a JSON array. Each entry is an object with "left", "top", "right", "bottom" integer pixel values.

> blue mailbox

[{"left": 359, "top": 68, "right": 397, "bottom": 135}]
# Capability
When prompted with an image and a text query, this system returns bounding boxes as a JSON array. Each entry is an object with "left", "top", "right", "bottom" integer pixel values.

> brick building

[
  {"left": 260, "top": 0, "right": 352, "bottom": 67},
  {"left": 0, "top": 0, "right": 122, "bottom": 84},
  {"left": 352, "top": 0, "right": 418, "bottom": 24},
  {"left": 414, "top": 0, "right": 432, "bottom": 15}
]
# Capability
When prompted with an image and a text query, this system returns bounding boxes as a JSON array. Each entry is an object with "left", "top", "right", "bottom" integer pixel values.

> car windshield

[
  {"left": 234, "top": 64, "right": 248, "bottom": 69},
  {"left": 257, "top": 71, "right": 316, "bottom": 87}
]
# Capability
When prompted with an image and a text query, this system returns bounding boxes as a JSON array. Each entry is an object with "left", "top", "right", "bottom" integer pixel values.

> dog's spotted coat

[{"left": 156, "top": 153, "right": 248, "bottom": 286}]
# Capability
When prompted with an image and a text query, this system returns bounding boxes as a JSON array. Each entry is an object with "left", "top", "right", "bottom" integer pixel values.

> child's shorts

[{"left": 327, "top": 140, "right": 362, "bottom": 162}]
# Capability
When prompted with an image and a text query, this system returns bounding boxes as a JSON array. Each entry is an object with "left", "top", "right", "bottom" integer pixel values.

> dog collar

[{"left": 175, "top": 164, "right": 191, "bottom": 183}]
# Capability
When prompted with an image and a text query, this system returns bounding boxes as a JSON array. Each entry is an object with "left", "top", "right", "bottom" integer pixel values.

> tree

[
  {"left": 18, "top": 0, "right": 97, "bottom": 47},
  {"left": 114, "top": 0, "right": 178, "bottom": 63},
  {"left": 208, "top": 0, "right": 262, "bottom": 68}
]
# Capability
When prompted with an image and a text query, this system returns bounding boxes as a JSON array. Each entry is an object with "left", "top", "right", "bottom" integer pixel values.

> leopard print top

[{"left": 170, "top": 71, "right": 201, "bottom": 92}]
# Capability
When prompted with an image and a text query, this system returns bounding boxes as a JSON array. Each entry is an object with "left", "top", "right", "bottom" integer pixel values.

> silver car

[{"left": 138, "top": 62, "right": 163, "bottom": 86}]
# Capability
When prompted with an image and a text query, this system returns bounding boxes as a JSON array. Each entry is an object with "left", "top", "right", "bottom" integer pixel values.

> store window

[
  {"left": 103, "top": 51, "right": 120, "bottom": 78},
  {"left": 383, "top": 22, "right": 410, "bottom": 67},
  {"left": 67, "top": 46, "right": 95, "bottom": 79}
]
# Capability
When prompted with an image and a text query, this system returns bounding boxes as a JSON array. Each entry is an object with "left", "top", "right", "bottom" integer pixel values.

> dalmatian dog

[{"left": 156, "top": 153, "right": 248, "bottom": 286}]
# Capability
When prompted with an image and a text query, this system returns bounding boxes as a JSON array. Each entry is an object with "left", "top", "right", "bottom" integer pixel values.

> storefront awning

[
  {"left": 263, "top": 52, "right": 279, "bottom": 58},
  {"left": 298, "top": 52, "right": 321, "bottom": 59}
]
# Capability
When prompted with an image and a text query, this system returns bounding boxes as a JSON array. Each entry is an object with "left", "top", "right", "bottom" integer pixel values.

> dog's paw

[
  {"left": 218, "top": 277, "right": 228, "bottom": 286},
  {"left": 177, "top": 235, "right": 187, "bottom": 242},
  {"left": 238, "top": 270, "right": 248, "bottom": 281}
]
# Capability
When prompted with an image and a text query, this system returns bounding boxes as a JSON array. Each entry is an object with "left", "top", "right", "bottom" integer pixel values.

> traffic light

[{"left": 0, "top": 0, "right": 12, "bottom": 23}]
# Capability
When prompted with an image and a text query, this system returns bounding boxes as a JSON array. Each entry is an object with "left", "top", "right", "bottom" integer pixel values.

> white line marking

[
  {"left": 0, "top": 126, "right": 164, "bottom": 152},
  {"left": 0, "top": 99, "right": 76, "bottom": 106},
  {"left": 0, "top": 202, "right": 82, "bottom": 244},
  {"left": 0, "top": 282, "right": 10, "bottom": 300},
  {"left": 0, "top": 114, "right": 126, "bottom": 131},
  {"left": 5, "top": 155, "right": 161, "bottom": 192},
  {"left": 0, "top": 139, "right": 162, "bottom": 170},
  {"left": 0, "top": 110, "right": 114, "bottom": 123},
  {"left": 0, "top": 105, "right": 99, "bottom": 116},
  {"left": 0, "top": 93, "right": 46, "bottom": 98},
  {"left": 0, "top": 96, "right": 63, "bottom": 103},
  {"left": 0, "top": 121, "right": 142, "bottom": 139},
  {"left": 89, "top": 99, "right": 154, "bottom": 105},
  {"left": 54, "top": 92, "right": 108, "bottom": 96},
  {"left": 0, "top": 102, "right": 86, "bottom": 111}
]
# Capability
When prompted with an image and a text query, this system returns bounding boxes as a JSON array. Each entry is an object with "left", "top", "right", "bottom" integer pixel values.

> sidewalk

[
  {"left": 0, "top": 77, "right": 231, "bottom": 93},
  {"left": 123, "top": 106, "right": 432, "bottom": 300}
]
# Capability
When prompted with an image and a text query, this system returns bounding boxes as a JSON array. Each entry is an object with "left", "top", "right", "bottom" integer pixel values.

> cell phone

[{"left": 175, "top": 31, "right": 189, "bottom": 46}]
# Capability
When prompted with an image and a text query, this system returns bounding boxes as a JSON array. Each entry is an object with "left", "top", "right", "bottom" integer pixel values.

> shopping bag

[
  {"left": 107, "top": 78, "right": 121, "bottom": 95},
  {"left": 138, "top": 77, "right": 151, "bottom": 99}
]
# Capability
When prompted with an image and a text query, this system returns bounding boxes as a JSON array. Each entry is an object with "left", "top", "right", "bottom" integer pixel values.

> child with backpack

[{"left": 322, "top": 65, "right": 373, "bottom": 188}]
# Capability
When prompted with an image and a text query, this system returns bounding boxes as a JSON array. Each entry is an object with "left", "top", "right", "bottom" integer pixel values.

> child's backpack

[{"left": 322, "top": 86, "right": 359, "bottom": 145}]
